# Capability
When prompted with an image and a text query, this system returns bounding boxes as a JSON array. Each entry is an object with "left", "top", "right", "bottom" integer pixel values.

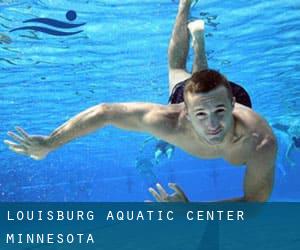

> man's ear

[
  {"left": 231, "top": 97, "right": 236, "bottom": 108},
  {"left": 184, "top": 105, "right": 190, "bottom": 120},
  {"left": 186, "top": 113, "right": 191, "bottom": 121}
]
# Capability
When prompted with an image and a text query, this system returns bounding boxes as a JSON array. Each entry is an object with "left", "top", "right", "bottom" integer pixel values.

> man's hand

[
  {"left": 4, "top": 127, "right": 51, "bottom": 160},
  {"left": 148, "top": 183, "right": 189, "bottom": 202}
]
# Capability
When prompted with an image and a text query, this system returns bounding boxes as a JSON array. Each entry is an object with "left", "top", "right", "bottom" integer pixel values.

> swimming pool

[{"left": 0, "top": 0, "right": 299, "bottom": 201}]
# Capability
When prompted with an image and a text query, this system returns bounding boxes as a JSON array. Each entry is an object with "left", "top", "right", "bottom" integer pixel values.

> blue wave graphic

[
  {"left": 23, "top": 18, "right": 85, "bottom": 29},
  {"left": 9, "top": 26, "right": 83, "bottom": 36}
]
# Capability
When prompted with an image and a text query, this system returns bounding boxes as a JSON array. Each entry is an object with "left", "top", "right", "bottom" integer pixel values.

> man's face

[{"left": 185, "top": 86, "right": 234, "bottom": 145}]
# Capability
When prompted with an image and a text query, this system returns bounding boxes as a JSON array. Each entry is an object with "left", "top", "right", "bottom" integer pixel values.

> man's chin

[
  {"left": 205, "top": 134, "right": 224, "bottom": 145},
  {"left": 206, "top": 139, "right": 222, "bottom": 145}
]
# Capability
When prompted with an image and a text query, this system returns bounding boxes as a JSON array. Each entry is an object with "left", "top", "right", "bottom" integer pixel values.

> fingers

[
  {"left": 168, "top": 183, "right": 187, "bottom": 199},
  {"left": 15, "top": 126, "right": 30, "bottom": 140},
  {"left": 4, "top": 140, "right": 27, "bottom": 155},
  {"left": 148, "top": 183, "right": 169, "bottom": 202},
  {"left": 148, "top": 187, "right": 161, "bottom": 202},
  {"left": 4, "top": 127, "right": 31, "bottom": 150},
  {"left": 7, "top": 131, "right": 29, "bottom": 145},
  {"left": 156, "top": 183, "right": 168, "bottom": 199},
  {"left": 4, "top": 140, "right": 25, "bottom": 149},
  {"left": 4, "top": 139, "right": 18, "bottom": 147},
  {"left": 11, "top": 148, "right": 27, "bottom": 155},
  {"left": 6, "top": 127, "right": 31, "bottom": 146},
  {"left": 148, "top": 183, "right": 188, "bottom": 202}
]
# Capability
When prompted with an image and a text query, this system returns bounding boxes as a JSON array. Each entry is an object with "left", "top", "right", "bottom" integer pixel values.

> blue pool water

[{"left": 0, "top": 0, "right": 299, "bottom": 201}]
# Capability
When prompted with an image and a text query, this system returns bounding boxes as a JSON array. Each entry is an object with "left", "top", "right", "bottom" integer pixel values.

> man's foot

[
  {"left": 187, "top": 20, "right": 205, "bottom": 47},
  {"left": 179, "top": 0, "right": 192, "bottom": 8},
  {"left": 188, "top": 20, "right": 205, "bottom": 36}
]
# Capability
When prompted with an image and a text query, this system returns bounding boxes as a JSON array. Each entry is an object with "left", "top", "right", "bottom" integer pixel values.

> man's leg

[
  {"left": 168, "top": 0, "right": 192, "bottom": 95},
  {"left": 188, "top": 20, "right": 208, "bottom": 73}
]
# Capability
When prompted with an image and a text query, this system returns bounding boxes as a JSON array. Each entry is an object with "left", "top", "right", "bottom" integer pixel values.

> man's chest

[
  {"left": 223, "top": 136, "right": 254, "bottom": 166},
  {"left": 177, "top": 134, "right": 253, "bottom": 165}
]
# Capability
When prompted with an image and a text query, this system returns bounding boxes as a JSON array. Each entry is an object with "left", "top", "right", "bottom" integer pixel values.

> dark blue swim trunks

[{"left": 168, "top": 79, "right": 252, "bottom": 108}]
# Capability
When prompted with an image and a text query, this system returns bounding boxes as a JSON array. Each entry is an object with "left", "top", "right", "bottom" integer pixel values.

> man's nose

[{"left": 208, "top": 116, "right": 219, "bottom": 129}]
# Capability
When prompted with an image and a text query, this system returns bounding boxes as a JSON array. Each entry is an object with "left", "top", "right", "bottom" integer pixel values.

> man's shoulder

[
  {"left": 234, "top": 103, "right": 269, "bottom": 130},
  {"left": 146, "top": 103, "right": 185, "bottom": 130},
  {"left": 229, "top": 104, "right": 276, "bottom": 166},
  {"left": 142, "top": 103, "right": 188, "bottom": 144},
  {"left": 233, "top": 103, "right": 275, "bottom": 145}
]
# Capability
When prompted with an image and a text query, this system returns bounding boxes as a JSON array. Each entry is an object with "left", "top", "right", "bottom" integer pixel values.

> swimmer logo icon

[{"left": 10, "top": 10, "right": 85, "bottom": 36}]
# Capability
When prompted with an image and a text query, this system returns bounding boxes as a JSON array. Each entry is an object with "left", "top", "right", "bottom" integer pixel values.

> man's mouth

[{"left": 207, "top": 127, "right": 222, "bottom": 135}]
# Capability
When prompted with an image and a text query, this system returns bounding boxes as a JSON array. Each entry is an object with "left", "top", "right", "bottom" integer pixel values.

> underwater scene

[{"left": 0, "top": 0, "right": 299, "bottom": 201}]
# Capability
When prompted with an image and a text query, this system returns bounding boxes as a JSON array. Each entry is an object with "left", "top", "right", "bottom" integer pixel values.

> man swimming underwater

[{"left": 4, "top": 0, "right": 277, "bottom": 202}]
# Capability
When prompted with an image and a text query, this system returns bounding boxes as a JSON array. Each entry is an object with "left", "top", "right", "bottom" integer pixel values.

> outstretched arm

[
  {"left": 148, "top": 135, "right": 277, "bottom": 203},
  {"left": 219, "top": 135, "right": 277, "bottom": 202},
  {"left": 151, "top": 134, "right": 277, "bottom": 203},
  {"left": 4, "top": 103, "right": 177, "bottom": 160}
]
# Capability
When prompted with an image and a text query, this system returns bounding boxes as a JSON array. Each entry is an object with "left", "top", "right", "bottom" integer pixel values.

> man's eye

[
  {"left": 216, "top": 109, "right": 225, "bottom": 114},
  {"left": 196, "top": 112, "right": 206, "bottom": 116}
]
